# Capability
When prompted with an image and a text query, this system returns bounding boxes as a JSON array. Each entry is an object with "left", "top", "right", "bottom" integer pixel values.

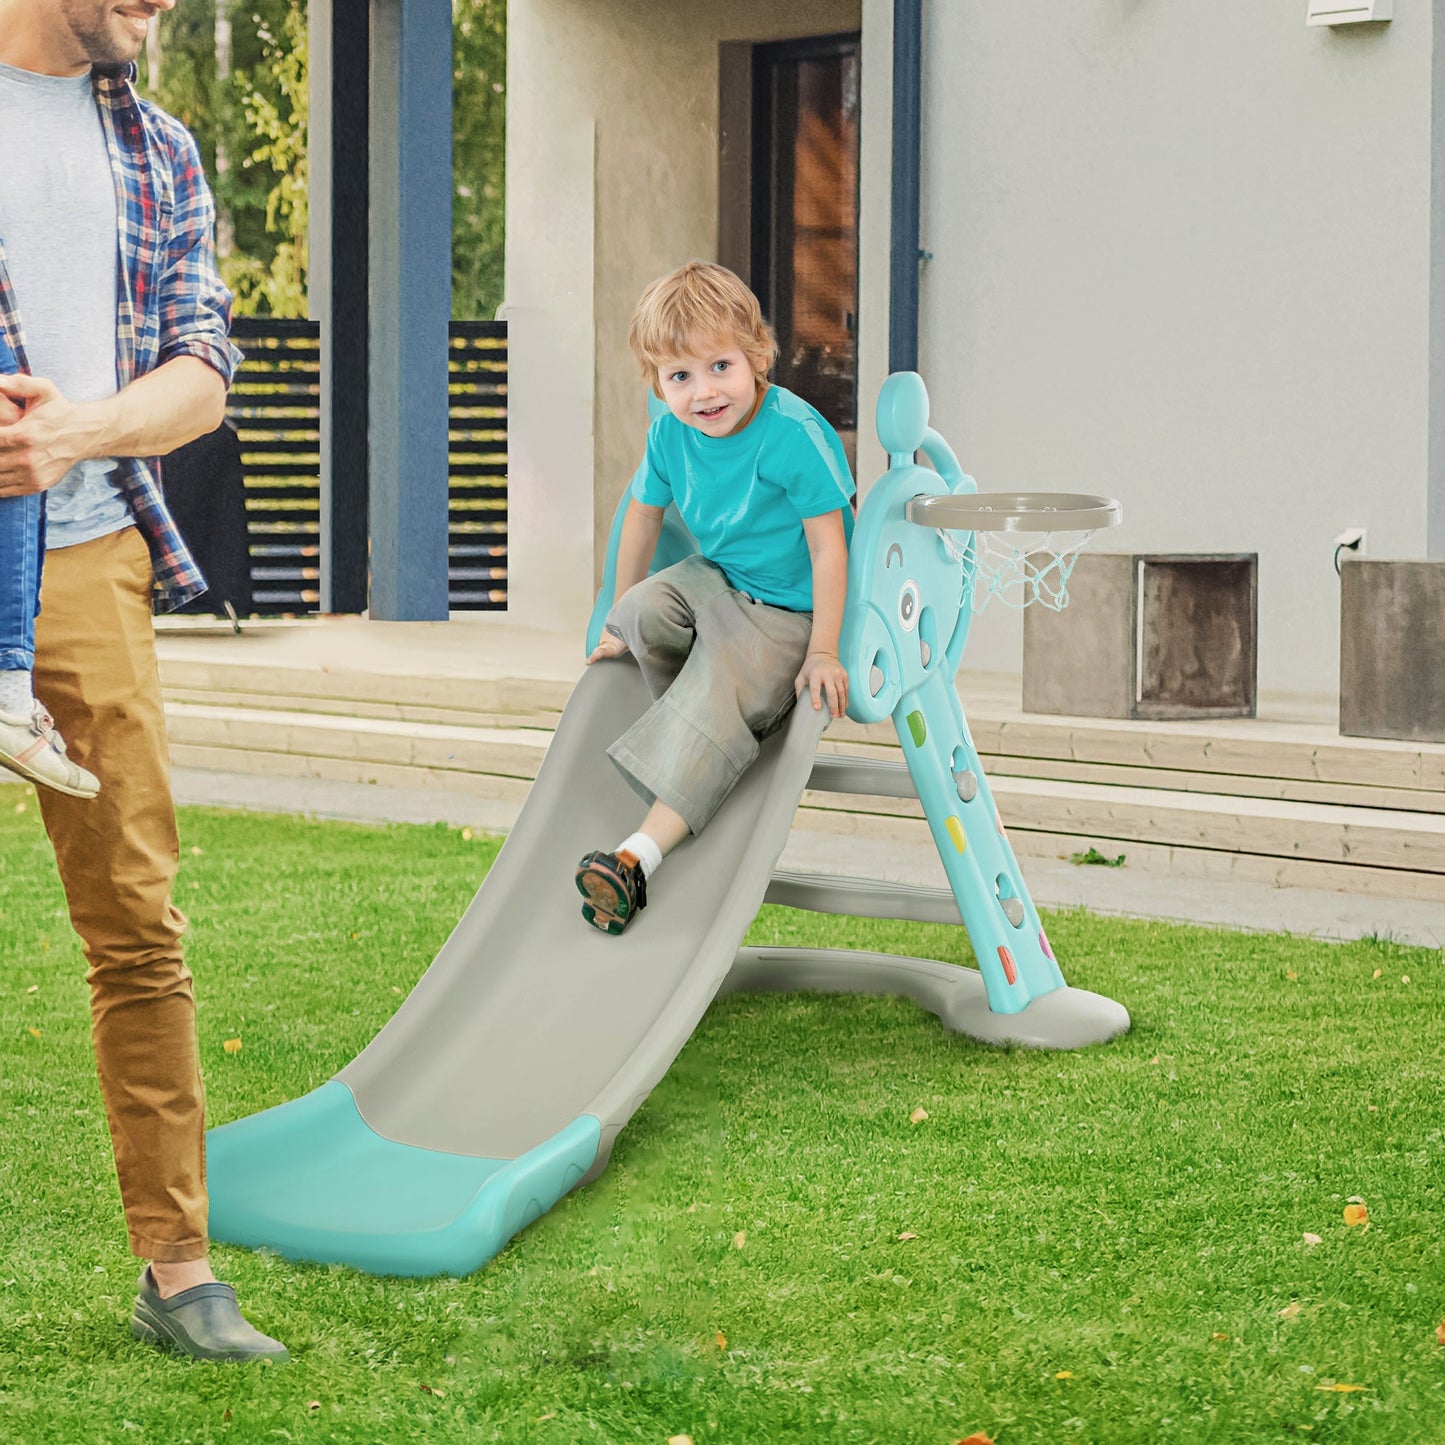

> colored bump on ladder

[
  {"left": 954, "top": 769, "right": 978, "bottom": 803},
  {"left": 1039, "top": 929, "right": 1054, "bottom": 961},
  {"left": 945, "top": 816, "right": 966, "bottom": 853},
  {"left": 906, "top": 710, "right": 927, "bottom": 748},
  {"left": 997, "top": 946, "right": 1018, "bottom": 986}
]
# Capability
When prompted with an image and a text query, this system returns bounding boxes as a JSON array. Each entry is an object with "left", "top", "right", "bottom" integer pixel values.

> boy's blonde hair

[{"left": 628, "top": 262, "right": 778, "bottom": 397}]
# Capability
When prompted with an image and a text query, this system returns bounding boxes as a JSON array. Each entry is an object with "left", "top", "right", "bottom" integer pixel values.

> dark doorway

[{"left": 751, "top": 33, "right": 861, "bottom": 444}]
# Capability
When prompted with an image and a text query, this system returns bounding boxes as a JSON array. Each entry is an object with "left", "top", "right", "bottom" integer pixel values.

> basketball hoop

[{"left": 905, "top": 492, "right": 1123, "bottom": 612}]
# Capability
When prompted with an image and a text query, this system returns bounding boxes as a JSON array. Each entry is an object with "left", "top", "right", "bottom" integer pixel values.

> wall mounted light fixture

[{"left": 1306, "top": 0, "right": 1391, "bottom": 25}]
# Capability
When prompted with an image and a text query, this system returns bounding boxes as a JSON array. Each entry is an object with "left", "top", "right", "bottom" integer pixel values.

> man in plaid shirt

[{"left": 0, "top": 0, "right": 287, "bottom": 1360}]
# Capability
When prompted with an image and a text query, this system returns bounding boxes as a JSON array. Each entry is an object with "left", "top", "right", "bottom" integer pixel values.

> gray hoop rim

[{"left": 905, "top": 492, "right": 1122, "bottom": 533}]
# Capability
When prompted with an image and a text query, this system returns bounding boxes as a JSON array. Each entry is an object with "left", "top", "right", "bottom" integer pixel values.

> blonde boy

[{"left": 576, "top": 261, "right": 853, "bottom": 934}]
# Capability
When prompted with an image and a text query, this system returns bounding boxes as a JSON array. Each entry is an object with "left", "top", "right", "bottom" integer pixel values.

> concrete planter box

[
  {"left": 1023, "top": 552, "right": 1257, "bottom": 720},
  {"left": 1339, "top": 560, "right": 1445, "bottom": 742}
]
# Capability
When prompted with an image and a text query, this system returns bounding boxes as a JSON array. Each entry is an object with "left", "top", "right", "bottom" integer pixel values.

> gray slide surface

[{"left": 337, "top": 655, "right": 833, "bottom": 1177}]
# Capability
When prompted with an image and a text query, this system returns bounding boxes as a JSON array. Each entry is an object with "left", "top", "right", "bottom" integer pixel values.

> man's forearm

[{"left": 76, "top": 356, "right": 228, "bottom": 461}]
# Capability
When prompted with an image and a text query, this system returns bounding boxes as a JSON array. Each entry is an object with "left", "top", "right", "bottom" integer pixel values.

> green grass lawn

[{"left": 0, "top": 783, "right": 1442, "bottom": 1445}]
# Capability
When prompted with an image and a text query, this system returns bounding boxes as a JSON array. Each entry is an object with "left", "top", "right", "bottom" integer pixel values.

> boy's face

[{"left": 655, "top": 340, "right": 761, "bottom": 438}]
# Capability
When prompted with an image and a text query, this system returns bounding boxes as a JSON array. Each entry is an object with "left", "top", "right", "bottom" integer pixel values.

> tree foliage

[
  {"left": 137, "top": 0, "right": 505, "bottom": 320},
  {"left": 452, "top": 0, "right": 506, "bottom": 320}
]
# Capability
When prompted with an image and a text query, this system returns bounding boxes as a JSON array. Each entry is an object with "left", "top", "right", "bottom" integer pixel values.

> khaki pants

[
  {"left": 605, "top": 555, "right": 814, "bottom": 834},
  {"left": 33, "top": 526, "right": 207, "bottom": 1262}
]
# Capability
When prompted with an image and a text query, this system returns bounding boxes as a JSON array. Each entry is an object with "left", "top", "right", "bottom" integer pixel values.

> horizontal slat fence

[{"left": 227, "top": 317, "right": 507, "bottom": 614}]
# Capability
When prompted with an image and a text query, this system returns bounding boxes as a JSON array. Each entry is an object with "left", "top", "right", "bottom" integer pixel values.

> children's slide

[
  {"left": 207, "top": 371, "right": 1130, "bottom": 1278},
  {"left": 206, "top": 657, "right": 838, "bottom": 1277}
]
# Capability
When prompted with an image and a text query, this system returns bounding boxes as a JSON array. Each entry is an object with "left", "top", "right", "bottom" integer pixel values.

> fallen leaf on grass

[
  {"left": 715, "top": 1331, "right": 727, "bottom": 1351},
  {"left": 461, "top": 828, "right": 474, "bottom": 842},
  {"left": 1211, "top": 1332, "right": 1230, "bottom": 1341},
  {"left": 1373, "top": 969, "right": 1383, "bottom": 979},
  {"left": 1280, "top": 1303, "right": 1302, "bottom": 1319},
  {"left": 26, "top": 984, "right": 37, "bottom": 994},
  {"left": 1435, "top": 1320, "right": 1445, "bottom": 1347},
  {"left": 223, "top": 1038, "right": 243, "bottom": 1055},
  {"left": 308, "top": 1401, "right": 321, "bottom": 1412},
  {"left": 418, "top": 1384, "right": 446, "bottom": 1398},
  {"left": 732, "top": 1230, "right": 746, "bottom": 1250},
  {"left": 14, "top": 801, "right": 25, "bottom": 815},
  {"left": 909, "top": 1107, "right": 929, "bottom": 1124},
  {"left": 954, "top": 1436, "right": 995, "bottom": 1445},
  {"left": 189, "top": 846, "right": 203, "bottom": 856},
  {"left": 1316, "top": 1383, "right": 1367, "bottom": 1393},
  {"left": 536, "top": 1413, "right": 556, "bottom": 1424},
  {"left": 1055, "top": 1370, "right": 1074, "bottom": 1379},
  {"left": 898, "top": 1231, "right": 919, "bottom": 1242},
  {"left": 1401, "top": 975, "right": 1411, "bottom": 985},
  {"left": 1303, "top": 1233, "right": 1322, "bottom": 1246},
  {"left": 27, "top": 1027, "right": 40, "bottom": 1039},
  {"left": 1286, "top": 971, "right": 1298, "bottom": 982},
  {"left": 1343, "top": 1203, "right": 1368, "bottom": 1227},
  {"left": 668, "top": 1436, "right": 695, "bottom": 1445}
]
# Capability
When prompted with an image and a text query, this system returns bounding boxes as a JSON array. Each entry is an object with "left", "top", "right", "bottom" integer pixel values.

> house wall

[
  {"left": 910, "top": 3, "right": 1434, "bottom": 695},
  {"left": 505, "top": 0, "right": 861, "bottom": 636}
]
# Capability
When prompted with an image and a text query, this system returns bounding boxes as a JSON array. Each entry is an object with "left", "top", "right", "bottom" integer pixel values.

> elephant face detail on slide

[{"left": 840, "top": 375, "right": 977, "bottom": 725}]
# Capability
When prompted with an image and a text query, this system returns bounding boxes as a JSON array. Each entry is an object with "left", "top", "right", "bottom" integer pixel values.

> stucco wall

[
  {"left": 913, "top": 4, "right": 1432, "bottom": 695},
  {"left": 506, "top": 0, "right": 860, "bottom": 637}
]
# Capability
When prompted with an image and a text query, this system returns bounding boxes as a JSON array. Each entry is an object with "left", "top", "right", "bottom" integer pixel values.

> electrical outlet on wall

[{"left": 1333, "top": 526, "right": 1367, "bottom": 574}]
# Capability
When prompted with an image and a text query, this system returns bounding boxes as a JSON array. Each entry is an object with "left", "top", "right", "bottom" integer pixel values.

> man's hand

[
  {"left": 794, "top": 650, "right": 849, "bottom": 720},
  {"left": 586, "top": 631, "right": 629, "bottom": 665},
  {"left": 0, "top": 374, "right": 86, "bottom": 497}
]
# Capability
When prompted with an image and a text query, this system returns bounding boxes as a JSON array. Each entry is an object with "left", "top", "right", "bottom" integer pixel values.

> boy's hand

[
  {"left": 795, "top": 651, "right": 849, "bottom": 720},
  {"left": 0, "top": 390, "right": 23, "bottom": 427},
  {"left": 586, "top": 631, "right": 629, "bottom": 665}
]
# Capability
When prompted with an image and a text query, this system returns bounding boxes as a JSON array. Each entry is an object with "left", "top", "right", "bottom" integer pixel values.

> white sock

[
  {"left": 616, "top": 831, "right": 663, "bottom": 879},
  {"left": 0, "top": 668, "right": 35, "bottom": 717}
]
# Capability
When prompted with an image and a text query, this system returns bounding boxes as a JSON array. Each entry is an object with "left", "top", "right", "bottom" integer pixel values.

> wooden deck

[{"left": 154, "top": 616, "right": 1445, "bottom": 902}]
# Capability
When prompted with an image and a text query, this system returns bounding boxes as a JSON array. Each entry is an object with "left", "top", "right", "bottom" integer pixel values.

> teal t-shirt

[{"left": 629, "top": 385, "right": 855, "bottom": 612}]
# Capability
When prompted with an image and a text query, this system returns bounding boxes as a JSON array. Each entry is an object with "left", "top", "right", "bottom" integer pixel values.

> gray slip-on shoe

[{"left": 131, "top": 1268, "right": 289, "bottom": 1363}]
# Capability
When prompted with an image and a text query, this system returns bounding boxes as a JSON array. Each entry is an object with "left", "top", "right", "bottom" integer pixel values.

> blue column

[
  {"left": 367, "top": 0, "right": 452, "bottom": 620},
  {"left": 889, "top": 0, "right": 922, "bottom": 376}
]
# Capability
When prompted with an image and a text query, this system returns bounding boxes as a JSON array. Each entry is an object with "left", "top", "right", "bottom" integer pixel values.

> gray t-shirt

[{"left": 0, "top": 61, "right": 131, "bottom": 549}]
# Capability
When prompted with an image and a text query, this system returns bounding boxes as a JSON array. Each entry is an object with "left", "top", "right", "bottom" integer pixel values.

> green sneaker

[{"left": 131, "top": 1269, "right": 289, "bottom": 1363}]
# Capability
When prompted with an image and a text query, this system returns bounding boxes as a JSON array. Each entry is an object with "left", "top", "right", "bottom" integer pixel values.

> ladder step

[
  {"left": 806, "top": 754, "right": 918, "bottom": 799},
  {"left": 766, "top": 869, "right": 962, "bottom": 926}
]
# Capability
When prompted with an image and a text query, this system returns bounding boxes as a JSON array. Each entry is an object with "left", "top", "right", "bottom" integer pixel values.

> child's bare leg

[{"left": 634, "top": 800, "right": 689, "bottom": 858}]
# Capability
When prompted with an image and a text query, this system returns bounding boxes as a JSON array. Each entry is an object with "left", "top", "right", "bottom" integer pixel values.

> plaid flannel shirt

[{"left": 0, "top": 63, "right": 240, "bottom": 610}]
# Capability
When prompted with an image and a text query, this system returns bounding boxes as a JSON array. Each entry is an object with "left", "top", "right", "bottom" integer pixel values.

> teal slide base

[{"left": 206, "top": 1083, "right": 601, "bottom": 1277}]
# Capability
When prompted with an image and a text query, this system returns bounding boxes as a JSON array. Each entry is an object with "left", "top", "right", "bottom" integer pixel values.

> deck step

[
  {"left": 163, "top": 699, "right": 1445, "bottom": 900},
  {"left": 159, "top": 654, "right": 1445, "bottom": 813}
]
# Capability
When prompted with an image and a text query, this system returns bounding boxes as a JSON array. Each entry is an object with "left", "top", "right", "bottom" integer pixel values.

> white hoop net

[{"left": 938, "top": 523, "right": 1098, "bottom": 612}]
